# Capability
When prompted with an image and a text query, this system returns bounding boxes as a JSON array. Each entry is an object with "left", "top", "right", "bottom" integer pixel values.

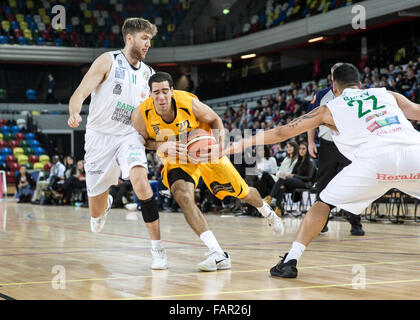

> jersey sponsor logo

[
  {"left": 115, "top": 67, "right": 125, "bottom": 79},
  {"left": 367, "top": 116, "right": 399, "bottom": 132},
  {"left": 87, "top": 170, "right": 104, "bottom": 175},
  {"left": 209, "top": 181, "right": 235, "bottom": 195},
  {"left": 143, "top": 70, "right": 150, "bottom": 80},
  {"left": 113, "top": 83, "right": 122, "bottom": 95},
  {"left": 111, "top": 101, "right": 135, "bottom": 125},
  {"left": 365, "top": 110, "right": 387, "bottom": 122},
  {"left": 376, "top": 173, "right": 420, "bottom": 181}
]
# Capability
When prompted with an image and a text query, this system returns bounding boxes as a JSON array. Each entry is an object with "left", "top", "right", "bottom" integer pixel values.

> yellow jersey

[{"left": 139, "top": 90, "right": 211, "bottom": 144}]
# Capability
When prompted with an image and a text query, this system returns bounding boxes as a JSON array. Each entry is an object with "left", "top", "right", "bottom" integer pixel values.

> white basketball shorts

[
  {"left": 320, "top": 145, "right": 420, "bottom": 215},
  {"left": 84, "top": 132, "right": 148, "bottom": 197}
]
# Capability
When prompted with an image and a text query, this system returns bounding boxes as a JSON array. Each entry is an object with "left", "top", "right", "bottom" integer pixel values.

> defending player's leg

[
  {"left": 169, "top": 170, "right": 230, "bottom": 272},
  {"left": 270, "top": 201, "right": 331, "bottom": 278},
  {"left": 129, "top": 165, "right": 167, "bottom": 270},
  {"left": 89, "top": 191, "right": 113, "bottom": 233}
]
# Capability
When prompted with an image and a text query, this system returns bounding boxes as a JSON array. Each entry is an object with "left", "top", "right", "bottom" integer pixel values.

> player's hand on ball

[
  {"left": 189, "top": 144, "right": 223, "bottom": 163},
  {"left": 158, "top": 141, "right": 188, "bottom": 158},
  {"left": 68, "top": 113, "right": 82, "bottom": 128}
]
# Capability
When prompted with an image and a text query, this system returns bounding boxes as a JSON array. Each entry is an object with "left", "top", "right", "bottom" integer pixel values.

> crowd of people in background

[{"left": 17, "top": 57, "right": 420, "bottom": 216}]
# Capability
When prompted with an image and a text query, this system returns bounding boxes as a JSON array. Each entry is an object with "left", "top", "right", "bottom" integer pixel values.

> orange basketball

[{"left": 186, "top": 129, "right": 216, "bottom": 157}]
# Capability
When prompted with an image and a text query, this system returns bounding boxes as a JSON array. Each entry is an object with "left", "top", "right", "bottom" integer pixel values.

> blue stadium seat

[
  {"left": 36, "top": 37, "right": 45, "bottom": 45},
  {"left": 33, "top": 146, "right": 45, "bottom": 156},
  {"left": 27, "top": 139, "right": 40, "bottom": 148},
  {"left": 0, "top": 36, "right": 7, "bottom": 44},
  {"left": 18, "top": 36, "right": 27, "bottom": 45},
  {"left": 10, "top": 125, "right": 20, "bottom": 134},
  {"left": 0, "top": 147, "right": 12, "bottom": 156},
  {"left": 11, "top": 21, "right": 19, "bottom": 30},
  {"left": 54, "top": 38, "right": 63, "bottom": 46},
  {"left": 1, "top": 126, "right": 10, "bottom": 134},
  {"left": 25, "top": 133, "right": 35, "bottom": 140},
  {"left": 25, "top": 89, "right": 36, "bottom": 100},
  {"left": 103, "top": 39, "right": 110, "bottom": 48}
]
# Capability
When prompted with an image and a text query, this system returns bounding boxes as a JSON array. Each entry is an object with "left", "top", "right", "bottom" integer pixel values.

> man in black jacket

[{"left": 15, "top": 166, "right": 36, "bottom": 203}]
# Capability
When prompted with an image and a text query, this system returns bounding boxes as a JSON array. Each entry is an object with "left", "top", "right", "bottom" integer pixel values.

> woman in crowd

[
  {"left": 62, "top": 160, "right": 86, "bottom": 204},
  {"left": 265, "top": 142, "right": 316, "bottom": 216},
  {"left": 15, "top": 166, "right": 36, "bottom": 203},
  {"left": 243, "top": 145, "right": 277, "bottom": 215}
]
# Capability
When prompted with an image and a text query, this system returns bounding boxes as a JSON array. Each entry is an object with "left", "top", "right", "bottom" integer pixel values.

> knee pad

[{"left": 139, "top": 197, "right": 159, "bottom": 223}]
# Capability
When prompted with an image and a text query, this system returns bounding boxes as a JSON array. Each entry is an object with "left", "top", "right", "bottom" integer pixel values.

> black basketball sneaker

[{"left": 270, "top": 253, "right": 298, "bottom": 278}]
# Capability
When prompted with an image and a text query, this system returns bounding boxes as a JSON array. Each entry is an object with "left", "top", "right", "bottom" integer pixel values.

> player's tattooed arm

[{"left": 228, "top": 105, "right": 334, "bottom": 155}]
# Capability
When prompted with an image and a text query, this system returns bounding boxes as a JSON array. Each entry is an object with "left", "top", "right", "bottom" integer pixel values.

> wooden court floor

[{"left": 0, "top": 198, "right": 420, "bottom": 300}]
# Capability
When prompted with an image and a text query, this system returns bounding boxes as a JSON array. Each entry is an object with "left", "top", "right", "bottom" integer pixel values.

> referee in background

[{"left": 307, "top": 63, "right": 365, "bottom": 236}]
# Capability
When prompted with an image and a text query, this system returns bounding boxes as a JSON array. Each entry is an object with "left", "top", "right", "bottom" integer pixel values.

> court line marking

[
  {"left": 115, "top": 278, "right": 420, "bottom": 300},
  {"left": 0, "top": 259, "right": 419, "bottom": 287},
  {"left": 0, "top": 292, "right": 16, "bottom": 300}
]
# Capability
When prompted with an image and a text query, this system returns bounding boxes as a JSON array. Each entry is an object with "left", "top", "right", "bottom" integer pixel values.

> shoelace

[{"left": 152, "top": 249, "right": 166, "bottom": 259}]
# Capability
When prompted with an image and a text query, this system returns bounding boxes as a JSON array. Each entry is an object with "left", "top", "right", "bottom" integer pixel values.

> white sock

[
  {"left": 257, "top": 202, "right": 272, "bottom": 218},
  {"left": 284, "top": 241, "right": 306, "bottom": 263},
  {"left": 199, "top": 230, "right": 224, "bottom": 254},
  {"left": 151, "top": 240, "right": 162, "bottom": 250}
]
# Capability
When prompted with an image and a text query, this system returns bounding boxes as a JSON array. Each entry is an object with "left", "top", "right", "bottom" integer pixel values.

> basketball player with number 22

[{"left": 131, "top": 72, "right": 284, "bottom": 272}]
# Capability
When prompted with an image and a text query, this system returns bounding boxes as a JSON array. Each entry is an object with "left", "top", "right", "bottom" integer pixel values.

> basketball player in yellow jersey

[{"left": 131, "top": 72, "right": 284, "bottom": 272}]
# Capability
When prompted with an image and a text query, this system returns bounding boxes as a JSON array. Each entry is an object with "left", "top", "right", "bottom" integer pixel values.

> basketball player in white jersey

[
  {"left": 67, "top": 18, "right": 167, "bottom": 270},
  {"left": 226, "top": 63, "right": 420, "bottom": 278}
]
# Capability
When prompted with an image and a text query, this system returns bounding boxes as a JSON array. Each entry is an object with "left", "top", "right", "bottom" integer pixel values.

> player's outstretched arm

[
  {"left": 389, "top": 91, "right": 420, "bottom": 121},
  {"left": 229, "top": 106, "right": 333, "bottom": 155},
  {"left": 68, "top": 53, "right": 112, "bottom": 128}
]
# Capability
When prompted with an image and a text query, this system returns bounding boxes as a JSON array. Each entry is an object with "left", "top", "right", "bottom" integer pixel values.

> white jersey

[
  {"left": 326, "top": 87, "right": 420, "bottom": 161},
  {"left": 86, "top": 50, "right": 154, "bottom": 136}
]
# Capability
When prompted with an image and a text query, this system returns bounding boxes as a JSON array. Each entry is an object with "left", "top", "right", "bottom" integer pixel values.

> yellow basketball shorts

[{"left": 161, "top": 156, "right": 250, "bottom": 200}]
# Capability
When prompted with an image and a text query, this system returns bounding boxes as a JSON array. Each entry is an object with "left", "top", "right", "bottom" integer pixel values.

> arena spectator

[
  {"left": 109, "top": 176, "right": 133, "bottom": 208},
  {"left": 32, "top": 155, "right": 65, "bottom": 203},
  {"left": 15, "top": 166, "right": 36, "bottom": 203},
  {"left": 62, "top": 160, "right": 86, "bottom": 205},
  {"left": 266, "top": 142, "right": 316, "bottom": 216}
]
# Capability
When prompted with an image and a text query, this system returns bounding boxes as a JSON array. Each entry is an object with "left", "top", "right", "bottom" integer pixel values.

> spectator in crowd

[
  {"left": 266, "top": 142, "right": 316, "bottom": 216},
  {"left": 15, "top": 166, "right": 36, "bottom": 203},
  {"left": 243, "top": 145, "right": 277, "bottom": 215},
  {"left": 109, "top": 176, "right": 133, "bottom": 208},
  {"left": 64, "top": 156, "right": 76, "bottom": 180},
  {"left": 32, "top": 155, "right": 65, "bottom": 203},
  {"left": 264, "top": 141, "right": 299, "bottom": 208},
  {"left": 62, "top": 160, "right": 86, "bottom": 205}
]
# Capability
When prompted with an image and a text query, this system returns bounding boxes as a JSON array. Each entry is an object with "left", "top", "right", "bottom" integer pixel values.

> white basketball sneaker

[
  {"left": 198, "top": 251, "right": 231, "bottom": 272},
  {"left": 151, "top": 248, "right": 168, "bottom": 270},
  {"left": 264, "top": 202, "right": 285, "bottom": 235},
  {"left": 90, "top": 194, "right": 113, "bottom": 233}
]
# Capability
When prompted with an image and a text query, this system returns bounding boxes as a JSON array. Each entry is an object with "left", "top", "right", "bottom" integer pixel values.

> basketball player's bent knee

[{"left": 130, "top": 166, "right": 153, "bottom": 200}]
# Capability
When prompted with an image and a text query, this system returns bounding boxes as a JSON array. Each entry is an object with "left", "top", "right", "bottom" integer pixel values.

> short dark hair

[
  {"left": 332, "top": 63, "right": 360, "bottom": 89},
  {"left": 148, "top": 72, "right": 173, "bottom": 89},
  {"left": 122, "top": 18, "right": 157, "bottom": 43}
]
